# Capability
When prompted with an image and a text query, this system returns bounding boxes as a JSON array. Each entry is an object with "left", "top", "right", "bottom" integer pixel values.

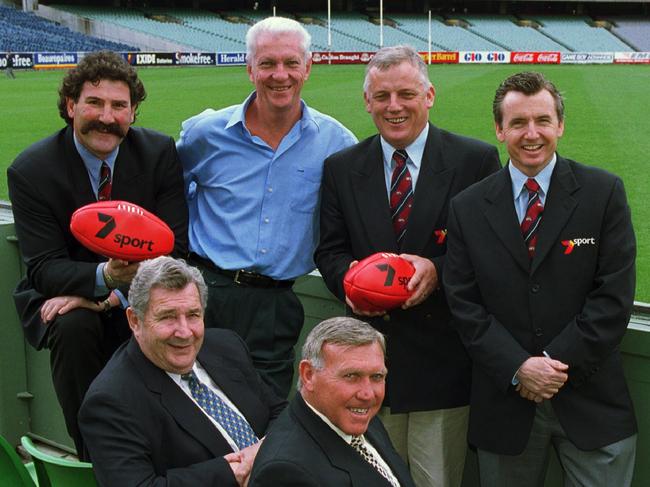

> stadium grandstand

[{"left": 1, "top": 0, "right": 649, "bottom": 53}]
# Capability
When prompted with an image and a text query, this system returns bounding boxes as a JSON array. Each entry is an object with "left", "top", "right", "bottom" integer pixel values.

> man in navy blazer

[
  {"left": 249, "top": 317, "right": 415, "bottom": 487},
  {"left": 79, "top": 257, "right": 286, "bottom": 486},
  {"left": 8, "top": 51, "right": 188, "bottom": 458},
  {"left": 444, "top": 72, "right": 637, "bottom": 486},
  {"left": 315, "top": 45, "right": 500, "bottom": 486}
]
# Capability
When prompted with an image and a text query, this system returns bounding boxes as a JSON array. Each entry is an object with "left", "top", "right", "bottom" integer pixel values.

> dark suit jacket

[
  {"left": 79, "top": 328, "right": 287, "bottom": 487},
  {"left": 443, "top": 156, "right": 637, "bottom": 454},
  {"left": 315, "top": 124, "right": 500, "bottom": 412},
  {"left": 249, "top": 394, "right": 415, "bottom": 487},
  {"left": 7, "top": 125, "right": 188, "bottom": 349}
]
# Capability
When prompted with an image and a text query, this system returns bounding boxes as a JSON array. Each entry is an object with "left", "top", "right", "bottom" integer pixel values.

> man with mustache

[{"left": 7, "top": 50, "right": 188, "bottom": 458}]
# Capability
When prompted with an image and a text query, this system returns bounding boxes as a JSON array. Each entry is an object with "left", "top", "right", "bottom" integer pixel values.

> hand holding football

[{"left": 343, "top": 252, "right": 415, "bottom": 312}]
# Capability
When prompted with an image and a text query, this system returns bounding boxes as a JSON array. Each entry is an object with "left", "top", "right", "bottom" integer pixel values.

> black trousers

[
  {"left": 195, "top": 263, "right": 304, "bottom": 399},
  {"left": 46, "top": 307, "right": 130, "bottom": 460}
]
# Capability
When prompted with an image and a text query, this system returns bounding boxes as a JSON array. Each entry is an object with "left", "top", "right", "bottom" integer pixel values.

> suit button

[
  {"left": 425, "top": 313, "right": 432, "bottom": 319},
  {"left": 535, "top": 328, "right": 543, "bottom": 337},
  {"left": 383, "top": 314, "right": 391, "bottom": 322},
  {"left": 531, "top": 284, "right": 540, "bottom": 293}
]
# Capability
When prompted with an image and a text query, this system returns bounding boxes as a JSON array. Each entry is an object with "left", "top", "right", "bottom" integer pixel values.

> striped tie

[
  {"left": 521, "top": 178, "right": 544, "bottom": 258},
  {"left": 182, "top": 370, "right": 258, "bottom": 450},
  {"left": 98, "top": 161, "right": 112, "bottom": 201},
  {"left": 389, "top": 150, "right": 413, "bottom": 247}
]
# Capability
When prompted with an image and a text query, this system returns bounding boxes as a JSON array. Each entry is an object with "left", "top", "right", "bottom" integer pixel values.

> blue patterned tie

[{"left": 182, "top": 370, "right": 258, "bottom": 450}]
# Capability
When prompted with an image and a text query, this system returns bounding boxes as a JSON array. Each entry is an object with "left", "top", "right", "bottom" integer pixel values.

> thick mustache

[{"left": 80, "top": 120, "right": 126, "bottom": 138}]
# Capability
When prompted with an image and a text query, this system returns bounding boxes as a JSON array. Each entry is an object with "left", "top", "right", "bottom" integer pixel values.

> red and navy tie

[
  {"left": 389, "top": 150, "right": 413, "bottom": 247},
  {"left": 98, "top": 161, "right": 112, "bottom": 201},
  {"left": 521, "top": 178, "right": 544, "bottom": 258}
]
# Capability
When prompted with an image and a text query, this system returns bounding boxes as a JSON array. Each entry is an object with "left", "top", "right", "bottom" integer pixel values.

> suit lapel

[
  {"left": 292, "top": 395, "right": 394, "bottom": 486},
  {"left": 531, "top": 156, "right": 579, "bottom": 273},
  {"left": 350, "top": 136, "right": 398, "bottom": 253},
  {"left": 402, "top": 124, "right": 455, "bottom": 254},
  {"left": 64, "top": 127, "right": 98, "bottom": 207},
  {"left": 111, "top": 133, "right": 144, "bottom": 202},
  {"left": 126, "top": 339, "right": 232, "bottom": 457},
  {"left": 484, "top": 169, "right": 530, "bottom": 272}
]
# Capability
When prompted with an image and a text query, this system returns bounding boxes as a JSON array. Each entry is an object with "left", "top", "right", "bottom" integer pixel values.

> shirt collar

[
  {"left": 509, "top": 153, "right": 556, "bottom": 200},
  {"left": 226, "top": 91, "right": 316, "bottom": 132},
  {"left": 73, "top": 131, "right": 119, "bottom": 170},
  {"left": 166, "top": 361, "right": 199, "bottom": 385},
  {"left": 303, "top": 396, "right": 354, "bottom": 444},
  {"left": 380, "top": 123, "right": 429, "bottom": 169}
]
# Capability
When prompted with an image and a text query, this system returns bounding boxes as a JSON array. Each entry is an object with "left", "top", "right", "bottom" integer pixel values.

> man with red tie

[
  {"left": 315, "top": 45, "right": 500, "bottom": 486},
  {"left": 444, "top": 72, "right": 637, "bottom": 486},
  {"left": 8, "top": 51, "right": 188, "bottom": 458}
]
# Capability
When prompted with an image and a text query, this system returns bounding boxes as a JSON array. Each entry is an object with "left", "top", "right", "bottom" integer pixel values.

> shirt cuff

[
  {"left": 113, "top": 289, "right": 129, "bottom": 309},
  {"left": 95, "top": 263, "right": 110, "bottom": 296}
]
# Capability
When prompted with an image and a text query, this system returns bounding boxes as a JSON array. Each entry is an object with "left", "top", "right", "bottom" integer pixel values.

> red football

[
  {"left": 343, "top": 252, "right": 415, "bottom": 312},
  {"left": 70, "top": 200, "right": 174, "bottom": 261}
]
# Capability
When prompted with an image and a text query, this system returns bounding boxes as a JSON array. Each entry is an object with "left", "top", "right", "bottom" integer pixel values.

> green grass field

[{"left": 2, "top": 64, "right": 649, "bottom": 301}]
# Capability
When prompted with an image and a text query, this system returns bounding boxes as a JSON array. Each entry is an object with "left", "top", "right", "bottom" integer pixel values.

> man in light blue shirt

[{"left": 177, "top": 16, "right": 356, "bottom": 398}]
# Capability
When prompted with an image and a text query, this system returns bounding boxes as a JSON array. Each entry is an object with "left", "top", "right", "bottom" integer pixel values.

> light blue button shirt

[
  {"left": 380, "top": 124, "right": 429, "bottom": 200},
  {"left": 177, "top": 92, "right": 357, "bottom": 280},
  {"left": 509, "top": 154, "right": 556, "bottom": 224}
]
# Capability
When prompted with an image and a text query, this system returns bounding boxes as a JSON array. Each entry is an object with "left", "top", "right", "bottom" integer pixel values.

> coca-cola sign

[{"left": 511, "top": 52, "right": 560, "bottom": 64}]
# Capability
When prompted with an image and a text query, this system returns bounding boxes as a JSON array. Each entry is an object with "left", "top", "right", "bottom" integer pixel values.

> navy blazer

[
  {"left": 249, "top": 394, "right": 415, "bottom": 487},
  {"left": 315, "top": 123, "right": 501, "bottom": 412},
  {"left": 8, "top": 125, "right": 188, "bottom": 348},
  {"left": 79, "top": 328, "right": 287, "bottom": 486},
  {"left": 444, "top": 156, "right": 637, "bottom": 454}
]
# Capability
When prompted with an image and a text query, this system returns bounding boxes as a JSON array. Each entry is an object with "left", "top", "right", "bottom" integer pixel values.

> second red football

[{"left": 343, "top": 252, "right": 415, "bottom": 312}]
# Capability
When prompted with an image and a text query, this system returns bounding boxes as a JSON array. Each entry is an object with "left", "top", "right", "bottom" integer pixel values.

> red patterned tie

[
  {"left": 390, "top": 150, "right": 413, "bottom": 246},
  {"left": 521, "top": 178, "right": 543, "bottom": 258},
  {"left": 98, "top": 161, "right": 112, "bottom": 201}
]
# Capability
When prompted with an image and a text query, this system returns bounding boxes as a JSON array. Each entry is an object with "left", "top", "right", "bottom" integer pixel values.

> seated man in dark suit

[
  {"left": 79, "top": 256, "right": 286, "bottom": 486},
  {"left": 249, "top": 317, "right": 415, "bottom": 487}
]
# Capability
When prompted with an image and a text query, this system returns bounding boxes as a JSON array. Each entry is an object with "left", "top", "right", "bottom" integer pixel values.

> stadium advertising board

[
  {"left": 561, "top": 52, "right": 614, "bottom": 64},
  {"left": 175, "top": 52, "right": 216, "bottom": 65},
  {"left": 1, "top": 52, "right": 33, "bottom": 70},
  {"left": 511, "top": 52, "right": 561, "bottom": 64},
  {"left": 421, "top": 52, "right": 459, "bottom": 64},
  {"left": 614, "top": 52, "right": 650, "bottom": 64},
  {"left": 311, "top": 52, "right": 374, "bottom": 64},
  {"left": 127, "top": 52, "right": 175, "bottom": 66},
  {"left": 460, "top": 51, "right": 510, "bottom": 64},
  {"left": 216, "top": 53, "right": 246, "bottom": 65},
  {"left": 33, "top": 52, "right": 77, "bottom": 69}
]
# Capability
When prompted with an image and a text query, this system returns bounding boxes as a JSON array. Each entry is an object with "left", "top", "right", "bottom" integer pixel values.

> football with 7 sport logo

[
  {"left": 343, "top": 252, "right": 415, "bottom": 312},
  {"left": 70, "top": 200, "right": 174, "bottom": 261}
]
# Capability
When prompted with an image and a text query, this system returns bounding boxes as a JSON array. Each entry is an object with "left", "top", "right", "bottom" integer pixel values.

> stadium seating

[
  {"left": 608, "top": 17, "right": 650, "bottom": 51},
  {"left": 391, "top": 14, "right": 504, "bottom": 51},
  {"left": 528, "top": 15, "right": 633, "bottom": 51},
  {"left": 459, "top": 15, "right": 567, "bottom": 51},
  {"left": 5, "top": 4, "right": 648, "bottom": 54},
  {"left": 0, "top": 4, "right": 135, "bottom": 52}
]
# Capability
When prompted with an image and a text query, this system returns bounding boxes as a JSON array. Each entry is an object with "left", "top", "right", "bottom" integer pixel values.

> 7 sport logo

[
  {"left": 95, "top": 213, "right": 116, "bottom": 238},
  {"left": 561, "top": 237, "right": 596, "bottom": 255}
]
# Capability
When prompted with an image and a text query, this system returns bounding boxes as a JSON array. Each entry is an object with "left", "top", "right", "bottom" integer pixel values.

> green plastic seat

[
  {"left": 20, "top": 436, "right": 97, "bottom": 487},
  {"left": 0, "top": 434, "right": 37, "bottom": 487}
]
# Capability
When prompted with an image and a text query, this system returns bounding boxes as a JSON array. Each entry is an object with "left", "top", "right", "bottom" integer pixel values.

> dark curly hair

[
  {"left": 58, "top": 51, "right": 146, "bottom": 125},
  {"left": 493, "top": 71, "right": 564, "bottom": 126}
]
